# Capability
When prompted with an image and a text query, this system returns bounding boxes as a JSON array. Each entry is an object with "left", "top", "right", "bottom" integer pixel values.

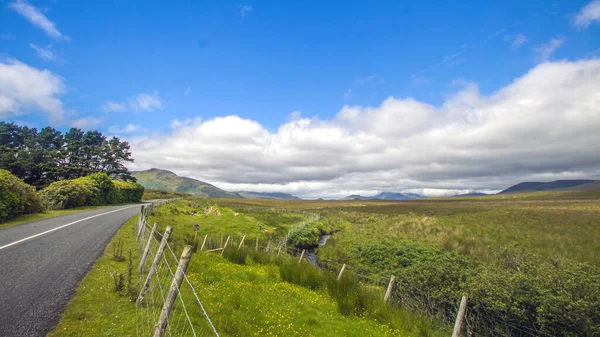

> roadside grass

[
  {"left": 0, "top": 205, "right": 111, "bottom": 230},
  {"left": 47, "top": 216, "right": 140, "bottom": 337},
  {"left": 50, "top": 200, "right": 445, "bottom": 336}
]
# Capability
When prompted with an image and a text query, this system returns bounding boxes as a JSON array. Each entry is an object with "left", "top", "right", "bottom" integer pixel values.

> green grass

[
  {"left": 50, "top": 200, "right": 447, "bottom": 337},
  {"left": 216, "top": 192, "right": 600, "bottom": 336},
  {"left": 141, "top": 188, "right": 193, "bottom": 201},
  {"left": 219, "top": 190, "right": 600, "bottom": 265},
  {"left": 0, "top": 205, "right": 110, "bottom": 230}
]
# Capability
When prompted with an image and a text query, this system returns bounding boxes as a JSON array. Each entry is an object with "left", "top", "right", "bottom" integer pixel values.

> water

[{"left": 307, "top": 234, "right": 332, "bottom": 265}]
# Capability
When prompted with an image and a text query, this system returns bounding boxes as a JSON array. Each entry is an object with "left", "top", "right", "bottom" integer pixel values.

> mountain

[
  {"left": 237, "top": 191, "right": 302, "bottom": 200},
  {"left": 342, "top": 192, "right": 425, "bottom": 201},
  {"left": 499, "top": 180, "right": 595, "bottom": 194},
  {"left": 342, "top": 195, "right": 373, "bottom": 200},
  {"left": 131, "top": 168, "right": 242, "bottom": 198},
  {"left": 454, "top": 192, "right": 489, "bottom": 197},
  {"left": 565, "top": 180, "right": 600, "bottom": 191},
  {"left": 372, "top": 192, "right": 421, "bottom": 200}
]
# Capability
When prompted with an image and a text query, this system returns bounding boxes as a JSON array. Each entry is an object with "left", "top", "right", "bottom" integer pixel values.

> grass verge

[{"left": 0, "top": 205, "right": 111, "bottom": 230}]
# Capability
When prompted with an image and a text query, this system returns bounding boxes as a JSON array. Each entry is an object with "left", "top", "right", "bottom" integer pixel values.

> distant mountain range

[
  {"left": 342, "top": 192, "right": 425, "bottom": 201},
  {"left": 454, "top": 192, "right": 489, "bottom": 197},
  {"left": 236, "top": 191, "right": 302, "bottom": 200},
  {"left": 132, "top": 168, "right": 598, "bottom": 200},
  {"left": 498, "top": 180, "right": 596, "bottom": 194},
  {"left": 131, "top": 168, "right": 242, "bottom": 198}
]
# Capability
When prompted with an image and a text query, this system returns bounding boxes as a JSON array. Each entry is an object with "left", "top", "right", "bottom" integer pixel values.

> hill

[
  {"left": 499, "top": 180, "right": 595, "bottom": 194},
  {"left": 131, "top": 168, "right": 242, "bottom": 198},
  {"left": 566, "top": 180, "right": 600, "bottom": 191},
  {"left": 342, "top": 192, "right": 424, "bottom": 200},
  {"left": 236, "top": 191, "right": 302, "bottom": 200}
]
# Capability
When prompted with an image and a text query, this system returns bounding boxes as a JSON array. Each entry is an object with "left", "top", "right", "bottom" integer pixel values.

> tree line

[{"left": 0, "top": 122, "right": 136, "bottom": 189}]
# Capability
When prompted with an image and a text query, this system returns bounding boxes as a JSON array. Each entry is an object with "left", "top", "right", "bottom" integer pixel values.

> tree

[{"left": 0, "top": 122, "right": 136, "bottom": 188}]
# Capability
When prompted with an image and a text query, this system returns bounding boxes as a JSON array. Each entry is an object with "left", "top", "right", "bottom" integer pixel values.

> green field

[{"left": 51, "top": 191, "right": 600, "bottom": 336}]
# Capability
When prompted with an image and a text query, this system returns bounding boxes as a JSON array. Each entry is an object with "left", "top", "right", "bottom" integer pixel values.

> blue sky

[{"left": 2, "top": 0, "right": 600, "bottom": 197}]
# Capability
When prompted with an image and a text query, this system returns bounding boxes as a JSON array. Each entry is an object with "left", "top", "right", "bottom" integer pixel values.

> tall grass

[{"left": 221, "top": 244, "right": 445, "bottom": 336}]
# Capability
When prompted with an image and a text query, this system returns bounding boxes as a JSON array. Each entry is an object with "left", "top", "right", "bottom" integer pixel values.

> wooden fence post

[
  {"left": 384, "top": 275, "right": 396, "bottom": 303},
  {"left": 277, "top": 245, "right": 282, "bottom": 258},
  {"left": 153, "top": 245, "right": 193, "bottom": 337},
  {"left": 337, "top": 264, "right": 346, "bottom": 281},
  {"left": 452, "top": 295, "right": 468, "bottom": 337},
  {"left": 136, "top": 205, "right": 146, "bottom": 242},
  {"left": 298, "top": 249, "right": 305, "bottom": 264},
  {"left": 255, "top": 237, "right": 259, "bottom": 251},
  {"left": 136, "top": 226, "right": 173, "bottom": 306},
  {"left": 200, "top": 234, "right": 208, "bottom": 251},
  {"left": 138, "top": 222, "right": 158, "bottom": 273},
  {"left": 238, "top": 235, "right": 246, "bottom": 250},
  {"left": 220, "top": 236, "right": 230, "bottom": 256}
]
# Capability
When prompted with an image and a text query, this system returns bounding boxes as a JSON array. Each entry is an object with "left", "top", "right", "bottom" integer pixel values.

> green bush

[
  {"left": 112, "top": 180, "right": 145, "bottom": 204},
  {"left": 287, "top": 220, "right": 338, "bottom": 248},
  {"left": 38, "top": 178, "right": 94, "bottom": 210},
  {"left": 0, "top": 169, "right": 44, "bottom": 222},
  {"left": 39, "top": 173, "right": 144, "bottom": 210}
]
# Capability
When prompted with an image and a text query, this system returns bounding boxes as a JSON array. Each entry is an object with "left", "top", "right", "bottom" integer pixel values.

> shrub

[
  {"left": 39, "top": 173, "right": 144, "bottom": 210},
  {"left": 0, "top": 169, "right": 44, "bottom": 222},
  {"left": 112, "top": 180, "right": 145, "bottom": 204},
  {"left": 38, "top": 178, "right": 94, "bottom": 210}
]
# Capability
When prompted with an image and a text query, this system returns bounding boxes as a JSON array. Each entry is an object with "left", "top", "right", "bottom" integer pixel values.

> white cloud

[
  {"left": 108, "top": 123, "right": 140, "bottom": 134},
  {"left": 573, "top": 0, "right": 600, "bottom": 28},
  {"left": 129, "top": 91, "right": 162, "bottom": 112},
  {"left": 101, "top": 101, "right": 127, "bottom": 113},
  {"left": 170, "top": 118, "right": 202, "bottom": 129},
  {"left": 0, "top": 58, "right": 65, "bottom": 121},
  {"left": 127, "top": 59, "right": 600, "bottom": 198},
  {"left": 70, "top": 117, "right": 103, "bottom": 129},
  {"left": 8, "top": 0, "right": 68, "bottom": 40},
  {"left": 29, "top": 43, "right": 56, "bottom": 61},
  {"left": 101, "top": 91, "right": 163, "bottom": 113},
  {"left": 238, "top": 5, "right": 252, "bottom": 17},
  {"left": 505, "top": 34, "right": 528, "bottom": 49},
  {"left": 534, "top": 37, "right": 565, "bottom": 62}
]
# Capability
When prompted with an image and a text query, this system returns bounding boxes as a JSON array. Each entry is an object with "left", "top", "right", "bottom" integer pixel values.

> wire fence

[
  {"left": 135, "top": 202, "right": 220, "bottom": 337},
  {"left": 135, "top": 202, "right": 557, "bottom": 337},
  {"left": 205, "top": 233, "right": 556, "bottom": 337}
]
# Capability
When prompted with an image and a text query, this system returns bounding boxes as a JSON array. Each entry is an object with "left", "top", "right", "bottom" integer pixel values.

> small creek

[{"left": 306, "top": 234, "right": 331, "bottom": 265}]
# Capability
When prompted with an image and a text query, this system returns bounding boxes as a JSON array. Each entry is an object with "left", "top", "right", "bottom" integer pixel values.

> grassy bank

[
  {"left": 50, "top": 199, "right": 445, "bottom": 336},
  {"left": 0, "top": 205, "right": 110, "bottom": 230}
]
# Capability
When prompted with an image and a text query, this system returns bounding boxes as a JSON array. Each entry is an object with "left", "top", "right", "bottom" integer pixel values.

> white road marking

[{"left": 0, "top": 205, "right": 144, "bottom": 251}]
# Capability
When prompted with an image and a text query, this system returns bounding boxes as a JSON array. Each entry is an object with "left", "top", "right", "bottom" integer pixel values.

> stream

[{"left": 306, "top": 234, "right": 331, "bottom": 265}]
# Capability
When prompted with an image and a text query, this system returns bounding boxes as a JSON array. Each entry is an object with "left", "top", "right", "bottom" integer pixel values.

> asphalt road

[{"left": 0, "top": 204, "right": 144, "bottom": 337}]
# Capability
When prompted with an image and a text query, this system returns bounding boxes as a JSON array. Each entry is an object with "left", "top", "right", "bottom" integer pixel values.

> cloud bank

[
  {"left": 0, "top": 59, "right": 65, "bottom": 121},
  {"left": 128, "top": 59, "right": 600, "bottom": 198}
]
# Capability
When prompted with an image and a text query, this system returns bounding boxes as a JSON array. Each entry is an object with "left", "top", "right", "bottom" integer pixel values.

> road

[{"left": 0, "top": 204, "right": 144, "bottom": 337}]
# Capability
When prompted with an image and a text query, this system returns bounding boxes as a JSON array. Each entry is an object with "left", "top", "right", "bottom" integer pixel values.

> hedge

[
  {"left": 40, "top": 173, "right": 144, "bottom": 210},
  {"left": 0, "top": 169, "right": 44, "bottom": 222}
]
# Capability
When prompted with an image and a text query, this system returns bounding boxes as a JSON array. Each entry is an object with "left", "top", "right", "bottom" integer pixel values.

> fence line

[
  {"left": 135, "top": 202, "right": 220, "bottom": 337},
  {"left": 200, "top": 231, "right": 554, "bottom": 337},
  {"left": 137, "top": 201, "right": 553, "bottom": 337}
]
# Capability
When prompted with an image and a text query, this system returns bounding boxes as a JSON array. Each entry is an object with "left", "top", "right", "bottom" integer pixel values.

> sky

[{"left": 1, "top": 0, "right": 600, "bottom": 198}]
